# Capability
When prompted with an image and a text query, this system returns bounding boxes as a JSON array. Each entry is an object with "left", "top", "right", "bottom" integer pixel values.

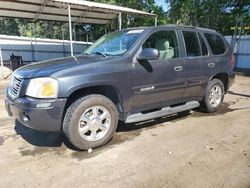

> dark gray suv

[{"left": 5, "top": 25, "right": 235, "bottom": 150}]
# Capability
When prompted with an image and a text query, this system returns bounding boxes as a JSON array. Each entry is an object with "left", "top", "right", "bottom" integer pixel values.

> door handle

[
  {"left": 174, "top": 66, "right": 183, "bottom": 72},
  {"left": 208, "top": 63, "right": 215, "bottom": 68}
]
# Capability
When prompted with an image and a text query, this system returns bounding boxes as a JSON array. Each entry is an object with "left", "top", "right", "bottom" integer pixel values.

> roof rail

[
  {"left": 164, "top": 24, "right": 216, "bottom": 32},
  {"left": 177, "top": 24, "right": 195, "bottom": 28},
  {"left": 164, "top": 24, "right": 195, "bottom": 28}
]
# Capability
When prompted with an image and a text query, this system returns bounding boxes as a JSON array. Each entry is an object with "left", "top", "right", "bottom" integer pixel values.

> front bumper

[{"left": 5, "top": 94, "right": 67, "bottom": 132}]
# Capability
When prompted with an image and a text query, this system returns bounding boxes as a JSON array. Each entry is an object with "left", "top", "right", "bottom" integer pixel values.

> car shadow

[
  {"left": 235, "top": 70, "right": 250, "bottom": 77},
  {"left": 14, "top": 120, "right": 80, "bottom": 150},
  {"left": 14, "top": 120, "right": 63, "bottom": 147},
  {"left": 14, "top": 111, "right": 192, "bottom": 151}
]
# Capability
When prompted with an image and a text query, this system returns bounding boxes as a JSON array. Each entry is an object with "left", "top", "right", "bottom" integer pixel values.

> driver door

[{"left": 131, "top": 29, "right": 186, "bottom": 111}]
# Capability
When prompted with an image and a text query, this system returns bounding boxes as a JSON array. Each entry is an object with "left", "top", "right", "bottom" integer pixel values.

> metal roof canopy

[{"left": 0, "top": 0, "right": 157, "bottom": 56}]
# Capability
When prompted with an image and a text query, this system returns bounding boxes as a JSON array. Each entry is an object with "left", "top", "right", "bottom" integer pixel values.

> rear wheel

[
  {"left": 200, "top": 79, "right": 225, "bottom": 113},
  {"left": 63, "top": 94, "right": 118, "bottom": 150}
]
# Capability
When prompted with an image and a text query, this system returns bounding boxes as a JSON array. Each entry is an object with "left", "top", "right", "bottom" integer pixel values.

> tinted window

[
  {"left": 204, "top": 33, "right": 226, "bottom": 55},
  {"left": 182, "top": 31, "right": 201, "bottom": 57},
  {"left": 143, "top": 30, "right": 179, "bottom": 59},
  {"left": 198, "top": 33, "right": 208, "bottom": 56}
]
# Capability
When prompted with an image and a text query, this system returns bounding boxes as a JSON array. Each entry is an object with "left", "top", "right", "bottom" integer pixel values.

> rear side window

[
  {"left": 198, "top": 33, "right": 208, "bottom": 56},
  {"left": 204, "top": 33, "right": 226, "bottom": 55},
  {"left": 182, "top": 31, "right": 201, "bottom": 57}
]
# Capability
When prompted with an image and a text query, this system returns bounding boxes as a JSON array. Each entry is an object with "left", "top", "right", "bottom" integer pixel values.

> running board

[{"left": 125, "top": 101, "right": 200, "bottom": 123}]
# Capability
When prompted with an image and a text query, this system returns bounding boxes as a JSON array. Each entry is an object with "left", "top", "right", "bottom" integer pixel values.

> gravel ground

[{"left": 0, "top": 75, "right": 249, "bottom": 188}]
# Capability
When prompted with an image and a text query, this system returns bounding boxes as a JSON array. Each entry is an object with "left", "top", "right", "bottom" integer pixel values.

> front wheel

[
  {"left": 200, "top": 79, "right": 225, "bottom": 113},
  {"left": 63, "top": 94, "right": 118, "bottom": 150}
]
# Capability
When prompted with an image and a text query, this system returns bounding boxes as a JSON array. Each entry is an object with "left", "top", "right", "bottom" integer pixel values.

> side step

[{"left": 125, "top": 101, "right": 200, "bottom": 123}]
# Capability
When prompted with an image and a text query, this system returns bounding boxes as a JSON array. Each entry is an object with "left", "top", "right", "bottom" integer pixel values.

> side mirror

[{"left": 137, "top": 48, "right": 160, "bottom": 61}]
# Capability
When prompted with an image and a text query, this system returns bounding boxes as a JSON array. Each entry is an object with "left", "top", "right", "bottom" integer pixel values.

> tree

[
  {"left": 166, "top": 0, "right": 250, "bottom": 35},
  {"left": 0, "top": 18, "right": 20, "bottom": 36}
]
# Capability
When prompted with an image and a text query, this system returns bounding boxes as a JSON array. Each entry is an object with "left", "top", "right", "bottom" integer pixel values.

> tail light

[{"left": 231, "top": 54, "right": 235, "bottom": 68}]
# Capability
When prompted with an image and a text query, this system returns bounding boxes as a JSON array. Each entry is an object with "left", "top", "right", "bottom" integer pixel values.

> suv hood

[{"left": 14, "top": 55, "right": 110, "bottom": 79}]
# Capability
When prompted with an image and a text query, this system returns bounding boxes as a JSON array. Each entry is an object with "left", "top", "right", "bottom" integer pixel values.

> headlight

[
  {"left": 9, "top": 75, "right": 14, "bottom": 86},
  {"left": 26, "top": 77, "right": 58, "bottom": 98}
]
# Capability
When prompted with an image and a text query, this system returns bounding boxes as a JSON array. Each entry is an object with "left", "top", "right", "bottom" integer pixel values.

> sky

[{"left": 154, "top": 0, "right": 170, "bottom": 12}]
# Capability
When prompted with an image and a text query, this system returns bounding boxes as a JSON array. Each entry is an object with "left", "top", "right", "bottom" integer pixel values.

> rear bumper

[
  {"left": 5, "top": 95, "right": 67, "bottom": 132},
  {"left": 227, "top": 71, "right": 235, "bottom": 92}
]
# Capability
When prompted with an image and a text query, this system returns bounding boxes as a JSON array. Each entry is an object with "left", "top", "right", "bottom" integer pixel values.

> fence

[
  {"left": 1, "top": 34, "right": 249, "bottom": 72},
  {"left": 225, "top": 35, "right": 250, "bottom": 70},
  {"left": 0, "top": 35, "right": 91, "bottom": 66}
]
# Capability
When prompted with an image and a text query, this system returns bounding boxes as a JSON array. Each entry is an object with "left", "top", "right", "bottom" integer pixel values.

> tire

[
  {"left": 200, "top": 79, "right": 225, "bottom": 113},
  {"left": 63, "top": 94, "right": 118, "bottom": 150}
]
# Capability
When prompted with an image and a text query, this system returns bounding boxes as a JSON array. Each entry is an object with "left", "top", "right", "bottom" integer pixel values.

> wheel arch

[
  {"left": 64, "top": 84, "right": 124, "bottom": 114},
  {"left": 209, "top": 72, "right": 229, "bottom": 92}
]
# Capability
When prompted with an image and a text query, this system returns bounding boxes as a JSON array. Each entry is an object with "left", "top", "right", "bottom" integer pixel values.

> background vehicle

[{"left": 5, "top": 25, "right": 235, "bottom": 150}]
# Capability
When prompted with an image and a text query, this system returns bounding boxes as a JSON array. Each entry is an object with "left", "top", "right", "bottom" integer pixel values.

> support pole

[
  {"left": 154, "top": 16, "right": 158, "bottom": 26},
  {"left": 73, "top": 24, "right": 76, "bottom": 46},
  {"left": 68, "top": 5, "right": 73, "bottom": 56},
  {"left": 30, "top": 24, "right": 35, "bottom": 62},
  {"left": 0, "top": 47, "right": 4, "bottom": 79},
  {"left": 118, "top": 12, "right": 122, "bottom": 30},
  {"left": 33, "top": 22, "right": 38, "bottom": 62},
  {"left": 62, "top": 24, "right": 66, "bottom": 57}
]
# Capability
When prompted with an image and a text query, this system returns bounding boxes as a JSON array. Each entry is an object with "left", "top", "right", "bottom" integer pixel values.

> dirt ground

[{"left": 0, "top": 75, "right": 250, "bottom": 188}]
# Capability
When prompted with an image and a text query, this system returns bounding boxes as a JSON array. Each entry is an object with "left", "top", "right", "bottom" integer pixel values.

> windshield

[{"left": 84, "top": 29, "right": 144, "bottom": 56}]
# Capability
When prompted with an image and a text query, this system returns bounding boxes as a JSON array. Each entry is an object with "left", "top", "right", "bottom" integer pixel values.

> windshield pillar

[{"left": 68, "top": 5, "right": 73, "bottom": 56}]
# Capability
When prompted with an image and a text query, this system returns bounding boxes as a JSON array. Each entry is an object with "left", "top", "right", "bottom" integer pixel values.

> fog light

[
  {"left": 22, "top": 113, "right": 30, "bottom": 123},
  {"left": 36, "top": 102, "right": 51, "bottom": 108}
]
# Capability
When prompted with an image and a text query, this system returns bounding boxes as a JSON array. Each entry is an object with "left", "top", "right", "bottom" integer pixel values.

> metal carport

[{"left": 0, "top": 0, "right": 157, "bottom": 56}]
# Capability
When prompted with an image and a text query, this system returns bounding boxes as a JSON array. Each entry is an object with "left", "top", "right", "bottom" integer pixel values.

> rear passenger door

[
  {"left": 203, "top": 33, "right": 228, "bottom": 79},
  {"left": 181, "top": 30, "right": 208, "bottom": 100}
]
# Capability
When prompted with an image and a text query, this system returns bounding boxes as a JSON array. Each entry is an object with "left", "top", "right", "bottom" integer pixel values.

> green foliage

[
  {"left": 166, "top": 0, "right": 250, "bottom": 35},
  {"left": 17, "top": 20, "right": 68, "bottom": 39},
  {"left": 0, "top": 18, "right": 20, "bottom": 36},
  {"left": 0, "top": 0, "right": 248, "bottom": 40}
]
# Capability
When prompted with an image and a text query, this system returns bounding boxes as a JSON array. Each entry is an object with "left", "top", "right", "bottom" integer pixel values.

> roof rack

[
  {"left": 162, "top": 24, "right": 215, "bottom": 32},
  {"left": 178, "top": 24, "right": 216, "bottom": 32}
]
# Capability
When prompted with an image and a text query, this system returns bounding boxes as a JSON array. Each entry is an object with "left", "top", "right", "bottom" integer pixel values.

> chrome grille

[{"left": 11, "top": 76, "right": 22, "bottom": 96}]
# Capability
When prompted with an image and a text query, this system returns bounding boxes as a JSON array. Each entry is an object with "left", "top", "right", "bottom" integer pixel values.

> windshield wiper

[
  {"left": 94, "top": 52, "right": 107, "bottom": 57},
  {"left": 83, "top": 52, "right": 91, "bottom": 56}
]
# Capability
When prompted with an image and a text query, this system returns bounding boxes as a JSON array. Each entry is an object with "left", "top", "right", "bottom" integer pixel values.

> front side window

[
  {"left": 85, "top": 29, "right": 144, "bottom": 56},
  {"left": 142, "top": 30, "right": 179, "bottom": 59},
  {"left": 204, "top": 33, "right": 226, "bottom": 55},
  {"left": 182, "top": 31, "right": 201, "bottom": 57}
]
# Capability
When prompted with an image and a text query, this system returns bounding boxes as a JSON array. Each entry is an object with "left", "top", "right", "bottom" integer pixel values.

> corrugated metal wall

[
  {"left": 225, "top": 35, "right": 250, "bottom": 69},
  {"left": 1, "top": 35, "right": 249, "bottom": 70},
  {"left": 0, "top": 35, "right": 91, "bottom": 65}
]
